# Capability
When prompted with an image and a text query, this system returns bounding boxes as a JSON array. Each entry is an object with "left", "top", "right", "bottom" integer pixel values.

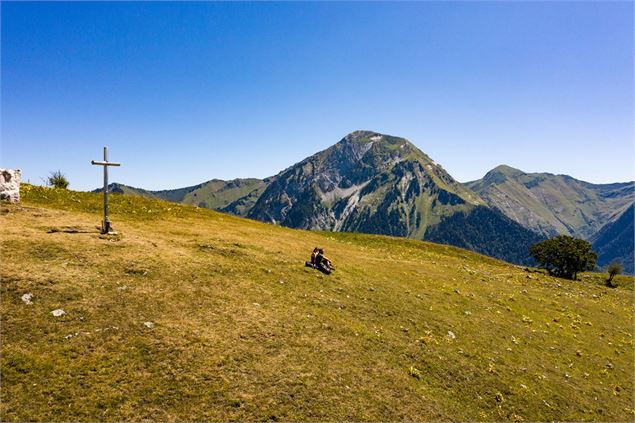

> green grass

[{"left": 1, "top": 185, "right": 633, "bottom": 421}]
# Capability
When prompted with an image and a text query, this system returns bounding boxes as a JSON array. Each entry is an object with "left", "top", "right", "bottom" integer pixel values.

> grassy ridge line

[{"left": 1, "top": 185, "right": 634, "bottom": 421}]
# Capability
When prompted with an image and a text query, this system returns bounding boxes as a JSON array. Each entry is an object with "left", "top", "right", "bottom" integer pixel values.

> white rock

[
  {"left": 0, "top": 169, "right": 21, "bottom": 202},
  {"left": 447, "top": 330, "right": 456, "bottom": 339},
  {"left": 21, "top": 293, "right": 33, "bottom": 305},
  {"left": 51, "top": 309, "right": 66, "bottom": 317},
  {"left": 143, "top": 321, "right": 154, "bottom": 329}
]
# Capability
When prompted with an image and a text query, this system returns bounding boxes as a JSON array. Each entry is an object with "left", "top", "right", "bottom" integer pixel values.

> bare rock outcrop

[{"left": 0, "top": 168, "right": 21, "bottom": 202}]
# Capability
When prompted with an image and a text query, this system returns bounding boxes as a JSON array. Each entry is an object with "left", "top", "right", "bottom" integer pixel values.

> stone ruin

[{"left": 0, "top": 168, "right": 21, "bottom": 202}]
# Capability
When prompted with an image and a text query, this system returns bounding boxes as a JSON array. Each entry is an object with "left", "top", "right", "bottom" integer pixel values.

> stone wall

[{"left": 0, "top": 168, "right": 21, "bottom": 202}]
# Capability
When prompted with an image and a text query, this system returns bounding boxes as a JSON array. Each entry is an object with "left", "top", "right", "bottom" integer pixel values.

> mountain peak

[
  {"left": 490, "top": 164, "right": 524, "bottom": 176},
  {"left": 335, "top": 130, "right": 422, "bottom": 166},
  {"left": 481, "top": 165, "right": 524, "bottom": 184},
  {"left": 341, "top": 130, "right": 409, "bottom": 147},
  {"left": 344, "top": 130, "right": 381, "bottom": 140}
]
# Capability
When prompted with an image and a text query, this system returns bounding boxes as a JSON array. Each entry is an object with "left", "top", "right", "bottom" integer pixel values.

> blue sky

[{"left": 2, "top": 1, "right": 633, "bottom": 190}]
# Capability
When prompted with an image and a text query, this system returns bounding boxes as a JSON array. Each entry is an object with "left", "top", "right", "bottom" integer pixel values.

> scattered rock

[
  {"left": 143, "top": 321, "right": 154, "bottom": 329},
  {"left": 408, "top": 366, "right": 422, "bottom": 379},
  {"left": 606, "top": 362, "right": 614, "bottom": 369},
  {"left": 447, "top": 330, "right": 456, "bottom": 340},
  {"left": 51, "top": 309, "right": 66, "bottom": 317},
  {"left": 21, "top": 293, "right": 33, "bottom": 305}
]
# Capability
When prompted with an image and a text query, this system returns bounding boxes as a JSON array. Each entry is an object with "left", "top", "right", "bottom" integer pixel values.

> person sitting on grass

[
  {"left": 305, "top": 247, "right": 335, "bottom": 274},
  {"left": 315, "top": 248, "right": 335, "bottom": 274}
]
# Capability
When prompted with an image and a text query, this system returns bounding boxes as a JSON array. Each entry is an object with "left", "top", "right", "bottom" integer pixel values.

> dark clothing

[
  {"left": 314, "top": 252, "right": 332, "bottom": 274},
  {"left": 317, "top": 262, "right": 332, "bottom": 275}
]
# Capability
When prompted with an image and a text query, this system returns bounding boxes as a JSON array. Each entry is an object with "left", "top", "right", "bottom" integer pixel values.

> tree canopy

[{"left": 529, "top": 235, "right": 597, "bottom": 280}]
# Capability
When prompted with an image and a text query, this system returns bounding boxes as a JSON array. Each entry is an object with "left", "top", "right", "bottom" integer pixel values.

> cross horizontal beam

[{"left": 91, "top": 160, "right": 121, "bottom": 166}]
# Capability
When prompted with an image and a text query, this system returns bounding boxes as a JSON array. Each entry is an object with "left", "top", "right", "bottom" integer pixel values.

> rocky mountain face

[
  {"left": 591, "top": 204, "right": 634, "bottom": 274},
  {"left": 465, "top": 165, "right": 635, "bottom": 239},
  {"left": 248, "top": 131, "right": 481, "bottom": 236},
  {"left": 246, "top": 131, "right": 541, "bottom": 264}
]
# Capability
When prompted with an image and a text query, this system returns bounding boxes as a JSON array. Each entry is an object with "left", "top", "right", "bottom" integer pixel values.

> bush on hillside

[
  {"left": 529, "top": 235, "right": 596, "bottom": 280},
  {"left": 606, "top": 262, "right": 623, "bottom": 287},
  {"left": 47, "top": 170, "right": 69, "bottom": 189}
]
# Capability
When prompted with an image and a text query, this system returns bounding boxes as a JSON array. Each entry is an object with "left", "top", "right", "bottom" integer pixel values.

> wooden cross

[{"left": 91, "top": 146, "right": 121, "bottom": 234}]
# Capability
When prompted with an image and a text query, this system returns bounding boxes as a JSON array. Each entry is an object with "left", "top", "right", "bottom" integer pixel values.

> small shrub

[
  {"left": 606, "top": 262, "right": 623, "bottom": 287},
  {"left": 47, "top": 170, "right": 69, "bottom": 189}
]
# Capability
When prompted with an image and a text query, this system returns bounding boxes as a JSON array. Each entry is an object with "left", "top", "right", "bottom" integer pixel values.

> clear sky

[{"left": 2, "top": 1, "right": 633, "bottom": 191}]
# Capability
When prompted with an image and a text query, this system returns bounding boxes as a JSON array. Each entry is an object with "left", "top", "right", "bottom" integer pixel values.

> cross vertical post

[
  {"left": 91, "top": 146, "right": 121, "bottom": 234},
  {"left": 103, "top": 146, "right": 109, "bottom": 232}
]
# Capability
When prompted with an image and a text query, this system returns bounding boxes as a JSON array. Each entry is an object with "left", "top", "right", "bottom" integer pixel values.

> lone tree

[
  {"left": 47, "top": 170, "right": 69, "bottom": 189},
  {"left": 529, "top": 235, "right": 597, "bottom": 280},
  {"left": 606, "top": 262, "right": 623, "bottom": 287}
]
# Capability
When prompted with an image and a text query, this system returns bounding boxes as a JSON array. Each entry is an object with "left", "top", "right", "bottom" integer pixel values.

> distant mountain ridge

[
  {"left": 99, "top": 131, "right": 633, "bottom": 269},
  {"left": 465, "top": 165, "right": 634, "bottom": 239},
  {"left": 97, "top": 178, "right": 269, "bottom": 215}
]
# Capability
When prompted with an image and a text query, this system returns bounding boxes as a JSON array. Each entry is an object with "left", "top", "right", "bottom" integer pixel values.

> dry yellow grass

[{"left": 1, "top": 185, "right": 633, "bottom": 421}]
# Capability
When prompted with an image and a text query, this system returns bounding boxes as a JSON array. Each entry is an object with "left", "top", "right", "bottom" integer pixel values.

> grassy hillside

[
  {"left": 466, "top": 165, "right": 634, "bottom": 239},
  {"left": 104, "top": 183, "right": 159, "bottom": 199},
  {"left": 101, "top": 178, "right": 267, "bottom": 212},
  {"left": 1, "top": 185, "right": 633, "bottom": 421},
  {"left": 178, "top": 178, "right": 266, "bottom": 210}
]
